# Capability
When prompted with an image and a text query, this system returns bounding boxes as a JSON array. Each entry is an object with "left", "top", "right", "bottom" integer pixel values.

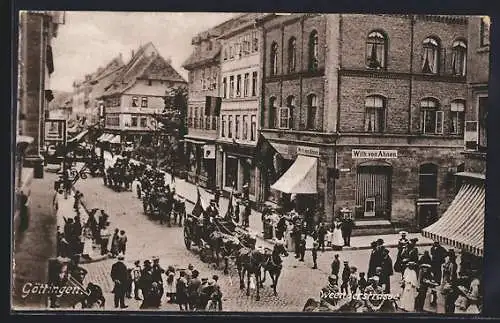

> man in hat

[
  {"left": 398, "top": 231, "right": 409, "bottom": 250},
  {"left": 430, "top": 241, "right": 447, "bottom": 285},
  {"left": 341, "top": 213, "right": 354, "bottom": 247},
  {"left": 414, "top": 263, "right": 434, "bottom": 311},
  {"left": 380, "top": 248, "right": 394, "bottom": 294},
  {"left": 243, "top": 202, "right": 251, "bottom": 228},
  {"left": 110, "top": 255, "right": 128, "bottom": 308},
  {"left": 298, "top": 233, "right": 307, "bottom": 262},
  {"left": 341, "top": 261, "right": 351, "bottom": 294},
  {"left": 311, "top": 241, "right": 319, "bottom": 269},
  {"left": 131, "top": 260, "right": 142, "bottom": 300}
]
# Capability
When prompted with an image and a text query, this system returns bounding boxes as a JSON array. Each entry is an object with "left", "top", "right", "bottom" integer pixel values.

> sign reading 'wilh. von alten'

[{"left": 352, "top": 149, "right": 398, "bottom": 159}]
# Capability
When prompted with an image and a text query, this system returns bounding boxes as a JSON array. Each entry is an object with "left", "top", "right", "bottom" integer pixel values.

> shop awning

[
  {"left": 97, "top": 133, "right": 113, "bottom": 142},
  {"left": 422, "top": 183, "right": 484, "bottom": 257},
  {"left": 109, "top": 135, "right": 121, "bottom": 144},
  {"left": 67, "top": 130, "right": 88, "bottom": 143},
  {"left": 96, "top": 133, "right": 107, "bottom": 142},
  {"left": 271, "top": 155, "right": 318, "bottom": 194}
]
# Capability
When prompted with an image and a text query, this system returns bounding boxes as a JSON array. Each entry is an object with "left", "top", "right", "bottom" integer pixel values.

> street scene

[{"left": 13, "top": 12, "right": 488, "bottom": 314}]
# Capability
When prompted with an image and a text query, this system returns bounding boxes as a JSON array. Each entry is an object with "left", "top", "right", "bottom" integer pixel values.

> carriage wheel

[{"left": 183, "top": 227, "right": 191, "bottom": 250}]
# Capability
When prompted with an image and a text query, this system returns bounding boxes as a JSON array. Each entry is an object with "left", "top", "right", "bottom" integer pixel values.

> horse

[
  {"left": 207, "top": 231, "right": 241, "bottom": 274},
  {"left": 260, "top": 243, "right": 288, "bottom": 296},
  {"left": 235, "top": 247, "right": 267, "bottom": 301}
]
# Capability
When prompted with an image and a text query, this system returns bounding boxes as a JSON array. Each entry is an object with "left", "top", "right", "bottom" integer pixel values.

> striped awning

[
  {"left": 98, "top": 133, "right": 114, "bottom": 142},
  {"left": 422, "top": 183, "right": 485, "bottom": 257},
  {"left": 271, "top": 155, "right": 318, "bottom": 194}
]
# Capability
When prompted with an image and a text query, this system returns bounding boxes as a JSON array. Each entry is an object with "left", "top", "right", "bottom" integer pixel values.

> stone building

[
  {"left": 99, "top": 42, "right": 186, "bottom": 147},
  {"left": 216, "top": 13, "right": 265, "bottom": 200},
  {"left": 258, "top": 14, "right": 468, "bottom": 232},
  {"left": 422, "top": 16, "right": 489, "bottom": 259},
  {"left": 182, "top": 14, "right": 258, "bottom": 189}
]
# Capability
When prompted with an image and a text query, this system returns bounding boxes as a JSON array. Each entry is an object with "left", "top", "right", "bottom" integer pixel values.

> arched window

[
  {"left": 307, "top": 94, "right": 318, "bottom": 130},
  {"left": 450, "top": 99, "right": 465, "bottom": 134},
  {"left": 419, "top": 163, "right": 438, "bottom": 198},
  {"left": 288, "top": 37, "right": 297, "bottom": 73},
  {"left": 366, "top": 31, "right": 387, "bottom": 69},
  {"left": 364, "top": 95, "right": 386, "bottom": 133},
  {"left": 309, "top": 30, "right": 319, "bottom": 72},
  {"left": 285, "top": 96, "right": 296, "bottom": 129},
  {"left": 420, "top": 98, "right": 443, "bottom": 134},
  {"left": 452, "top": 40, "right": 467, "bottom": 76},
  {"left": 422, "top": 37, "right": 440, "bottom": 74},
  {"left": 270, "top": 42, "right": 278, "bottom": 76},
  {"left": 269, "top": 96, "right": 277, "bottom": 128}
]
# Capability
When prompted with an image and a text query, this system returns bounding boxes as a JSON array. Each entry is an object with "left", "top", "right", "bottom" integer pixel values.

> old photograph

[{"left": 13, "top": 12, "right": 488, "bottom": 313}]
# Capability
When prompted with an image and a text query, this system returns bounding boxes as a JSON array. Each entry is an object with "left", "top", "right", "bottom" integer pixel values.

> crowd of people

[
  {"left": 316, "top": 232, "right": 482, "bottom": 313},
  {"left": 110, "top": 256, "right": 223, "bottom": 311}
]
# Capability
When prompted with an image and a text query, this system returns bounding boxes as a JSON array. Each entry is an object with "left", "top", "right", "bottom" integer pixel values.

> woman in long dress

[
  {"left": 399, "top": 262, "right": 418, "bottom": 312},
  {"left": 330, "top": 217, "right": 344, "bottom": 250}
]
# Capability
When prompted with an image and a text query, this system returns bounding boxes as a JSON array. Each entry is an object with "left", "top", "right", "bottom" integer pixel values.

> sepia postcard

[{"left": 13, "top": 11, "right": 488, "bottom": 314}]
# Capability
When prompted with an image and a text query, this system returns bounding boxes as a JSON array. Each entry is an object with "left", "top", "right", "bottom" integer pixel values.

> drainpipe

[{"left": 408, "top": 15, "right": 415, "bottom": 136}]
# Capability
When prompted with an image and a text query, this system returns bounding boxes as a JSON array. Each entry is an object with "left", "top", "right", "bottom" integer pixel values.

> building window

[
  {"left": 235, "top": 115, "right": 240, "bottom": 139},
  {"left": 194, "top": 107, "right": 199, "bottom": 128},
  {"left": 211, "top": 72, "right": 218, "bottom": 90},
  {"left": 450, "top": 100, "right": 465, "bottom": 134},
  {"left": 364, "top": 95, "right": 386, "bottom": 133},
  {"left": 188, "top": 109, "right": 193, "bottom": 127},
  {"left": 309, "top": 30, "right": 319, "bottom": 72},
  {"left": 422, "top": 37, "right": 440, "bottom": 74},
  {"left": 236, "top": 75, "right": 241, "bottom": 97},
  {"left": 212, "top": 116, "right": 217, "bottom": 130},
  {"left": 131, "top": 116, "right": 138, "bottom": 127},
  {"left": 307, "top": 94, "right": 318, "bottom": 130},
  {"left": 229, "top": 45, "right": 234, "bottom": 59},
  {"left": 251, "top": 115, "right": 257, "bottom": 141},
  {"left": 269, "top": 97, "right": 277, "bottom": 128},
  {"left": 288, "top": 37, "right": 297, "bottom": 73},
  {"left": 252, "top": 71, "right": 258, "bottom": 96},
  {"left": 366, "top": 31, "right": 387, "bottom": 69},
  {"left": 419, "top": 163, "right": 438, "bottom": 198},
  {"left": 452, "top": 40, "right": 467, "bottom": 76},
  {"left": 270, "top": 42, "right": 278, "bottom": 75},
  {"left": 279, "top": 107, "right": 290, "bottom": 129},
  {"left": 480, "top": 16, "right": 490, "bottom": 47},
  {"left": 221, "top": 115, "right": 226, "bottom": 137},
  {"left": 141, "top": 97, "right": 148, "bottom": 108},
  {"left": 208, "top": 41, "right": 213, "bottom": 51},
  {"left": 132, "top": 97, "right": 138, "bottom": 107},
  {"left": 228, "top": 115, "right": 233, "bottom": 138},
  {"left": 223, "top": 77, "right": 227, "bottom": 98},
  {"left": 140, "top": 117, "right": 147, "bottom": 128},
  {"left": 243, "top": 73, "right": 249, "bottom": 97},
  {"left": 286, "top": 95, "right": 296, "bottom": 129},
  {"left": 478, "top": 96, "right": 488, "bottom": 149},
  {"left": 420, "top": 98, "right": 443, "bottom": 134},
  {"left": 252, "top": 31, "right": 259, "bottom": 52},
  {"left": 242, "top": 115, "right": 248, "bottom": 140},
  {"left": 229, "top": 76, "right": 234, "bottom": 98},
  {"left": 223, "top": 46, "right": 228, "bottom": 61}
]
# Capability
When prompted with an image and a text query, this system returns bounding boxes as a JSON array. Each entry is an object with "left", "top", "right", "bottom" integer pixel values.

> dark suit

[
  {"left": 110, "top": 261, "right": 128, "bottom": 308},
  {"left": 341, "top": 219, "right": 354, "bottom": 246},
  {"left": 380, "top": 255, "right": 394, "bottom": 293},
  {"left": 430, "top": 245, "right": 447, "bottom": 283},
  {"left": 331, "top": 258, "right": 340, "bottom": 276}
]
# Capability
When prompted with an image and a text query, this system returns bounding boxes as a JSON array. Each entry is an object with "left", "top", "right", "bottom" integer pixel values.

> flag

[
  {"left": 224, "top": 189, "right": 234, "bottom": 221},
  {"left": 192, "top": 187, "right": 204, "bottom": 218},
  {"left": 254, "top": 134, "right": 283, "bottom": 182}
]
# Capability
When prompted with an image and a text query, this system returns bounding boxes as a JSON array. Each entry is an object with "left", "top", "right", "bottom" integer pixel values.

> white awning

[
  {"left": 109, "top": 134, "right": 121, "bottom": 144},
  {"left": 271, "top": 155, "right": 318, "bottom": 194}
]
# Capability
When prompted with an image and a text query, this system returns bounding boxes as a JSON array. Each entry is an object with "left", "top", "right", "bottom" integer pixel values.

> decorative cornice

[
  {"left": 339, "top": 68, "right": 466, "bottom": 83},
  {"left": 265, "top": 68, "right": 325, "bottom": 83}
]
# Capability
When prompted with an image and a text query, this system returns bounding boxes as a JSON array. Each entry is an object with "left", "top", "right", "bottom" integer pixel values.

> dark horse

[
  {"left": 207, "top": 231, "right": 241, "bottom": 274},
  {"left": 260, "top": 243, "right": 288, "bottom": 296},
  {"left": 236, "top": 247, "right": 267, "bottom": 301}
]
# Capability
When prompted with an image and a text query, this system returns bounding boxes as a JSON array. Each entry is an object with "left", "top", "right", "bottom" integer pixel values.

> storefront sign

[
  {"left": 44, "top": 119, "right": 66, "bottom": 142},
  {"left": 352, "top": 149, "right": 398, "bottom": 159},
  {"left": 203, "top": 145, "right": 215, "bottom": 159},
  {"left": 270, "top": 143, "right": 289, "bottom": 156},
  {"left": 297, "top": 146, "right": 320, "bottom": 157},
  {"left": 340, "top": 168, "right": 350, "bottom": 172}
]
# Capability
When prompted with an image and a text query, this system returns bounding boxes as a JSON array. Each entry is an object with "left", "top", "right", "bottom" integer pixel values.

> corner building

[{"left": 259, "top": 14, "right": 468, "bottom": 232}]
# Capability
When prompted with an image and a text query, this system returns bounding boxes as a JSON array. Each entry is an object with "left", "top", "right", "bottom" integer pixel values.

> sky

[{"left": 50, "top": 11, "right": 239, "bottom": 92}]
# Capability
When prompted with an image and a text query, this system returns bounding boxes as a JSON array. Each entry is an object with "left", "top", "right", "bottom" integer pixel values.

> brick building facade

[{"left": 258, "top": 14, "right": 468, "bottom": 232}]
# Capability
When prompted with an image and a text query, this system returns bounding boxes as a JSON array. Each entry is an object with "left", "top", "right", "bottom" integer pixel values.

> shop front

[{"left": 185, "top": 138, "right": 216, "bottom": 189}]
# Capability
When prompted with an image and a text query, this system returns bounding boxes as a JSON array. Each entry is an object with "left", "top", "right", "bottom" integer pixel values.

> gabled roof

[
  {"left": 182, "top": 13, "right": 263, "bottom": 70},
  {"left": 101, "top": 42, "right": 185, "bottom": 97}
]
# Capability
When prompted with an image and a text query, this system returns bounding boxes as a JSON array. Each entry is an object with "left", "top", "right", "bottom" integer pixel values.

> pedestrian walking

[
  {"left": 110, "top": 255, "right": 128, "bottom": 308},
  {"left": 380, "top": 248, "right": 394, "bottom": 294},
  {"left": 340, "top": 213, "right": 354, "bottom": 247},
  {"left": 187, "top": 269, "right": 201, "bottom": 310},
  {"left": 358, "top": 272, "right": 367, "bottom": 293},
  {"left": 117, "top": 230, "right": 128, "bottom": 255},
  {"left": 317, "top": 223, "right": 327, "bottom": 252},
  {"left": 110, "top": 228, "right": 120, "bottom": 257},
  {"left": 165, "top": 271, "right": 176, "bottom": 304},
  {"left": 331, "top": 254, "right": 340, "bottom": 276},
  {"left": 176, "top": 271, "right": 189, "bottom": 311},
  {"left": 132, "top": 260, "right": 142, "bottom": 300},
  {"left": 330, "top": 217, "right": 343, "bottom": 250},
  {"left": 349, "top": 266, "right": 358, "bottom": 295},
  {"left": 311, "top": 241, "right": 318, "bottom": 269},
  {"left": 399, "top": 261, "right": 418, "bottom": 312},
  {"left": 99, "top": 223, "right": 111, "bottom": 255},
  {"left": 298, "top": 234, "right": 306, "bottom": 262},
  {"left": 341, "top": 261, "right": 350, "bottom": 294},
  {"left": 414, "top": 264, "right": 434, "bottom": 311},
  {"left": 430, "top": 241, "right": 447, "bottom": 284}
]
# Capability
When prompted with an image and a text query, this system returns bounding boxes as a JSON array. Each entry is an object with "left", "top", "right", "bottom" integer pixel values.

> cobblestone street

[{"left": 72, "top": 176, "right": 445, "bottom": 312}]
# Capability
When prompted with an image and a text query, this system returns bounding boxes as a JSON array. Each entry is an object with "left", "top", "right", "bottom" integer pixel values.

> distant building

[
  {"left": 48, "top": 91, "right": 73, "bottom": 120},
  {"left": 258, "top": 14, "right": 467, "bottom": 232},
  {"left": 99, "top": 42, "right": 186, "bottom": 146}
]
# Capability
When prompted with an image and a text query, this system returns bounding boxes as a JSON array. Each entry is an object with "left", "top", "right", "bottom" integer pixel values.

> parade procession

[{"left": 13, "top": 12, "right": 488, "bottom": 314}]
